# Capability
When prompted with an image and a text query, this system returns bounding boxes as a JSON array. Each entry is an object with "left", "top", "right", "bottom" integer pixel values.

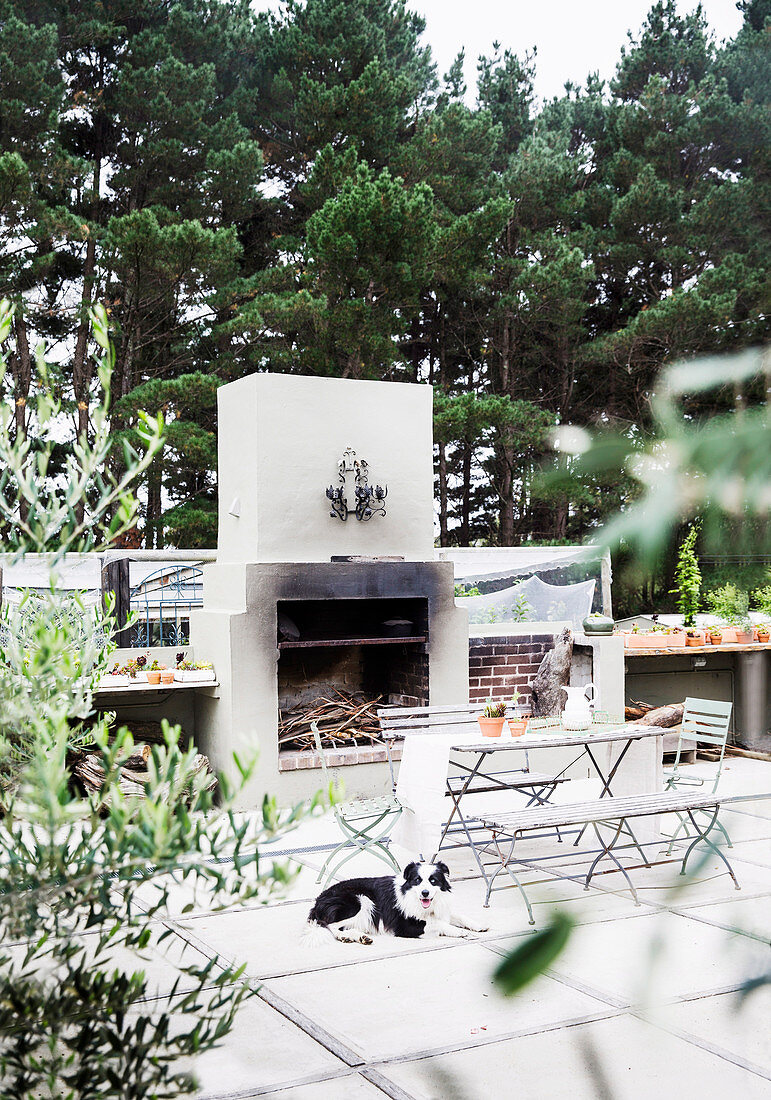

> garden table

[
  {"left": 384, "top": 708, "right": 663, "bottom": 861},
  {"left": 442, "top": 722, "right": 664, "bottom": 870}
]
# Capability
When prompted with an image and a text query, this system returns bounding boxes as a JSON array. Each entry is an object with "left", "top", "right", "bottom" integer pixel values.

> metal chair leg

[{"left": 680, "top": 807, "right": 740, "bottom": 890}]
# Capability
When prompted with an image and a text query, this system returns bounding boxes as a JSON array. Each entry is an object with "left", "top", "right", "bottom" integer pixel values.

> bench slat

[{"left": 476, "top": 791, "right": 726, "bottom": 833}]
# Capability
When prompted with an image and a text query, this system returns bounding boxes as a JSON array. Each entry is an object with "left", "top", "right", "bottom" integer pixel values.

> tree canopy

[{"left": 1, "top": 0, "right": 768, "bottom": 580}]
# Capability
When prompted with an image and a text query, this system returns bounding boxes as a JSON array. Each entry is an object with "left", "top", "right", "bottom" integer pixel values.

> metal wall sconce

[{"left": 326, "top": 446, "right": 387, "bottom": 522}]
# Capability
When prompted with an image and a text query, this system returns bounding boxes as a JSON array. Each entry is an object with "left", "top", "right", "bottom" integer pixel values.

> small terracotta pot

[
  {"left": 735, "top": 630, "right": 754, "bottom": 645},
  {"left": 709, "top": 634, "right": 722, "bottom": 646},
  {"left": 146, "top": 670, "right": 161, "bottom": 685},
  {"left": 478, "top": 716, "right": 504, "bottom": 737},
  {"left": 758, "top": 632, "right": 770, "bottom": 644},
  {"left": 685, "top": 632, "right": 704, "bottom": 646},
  {"left": 160, "top": 670, "right": 175, "bottom": 684},
  {"left": 507, "top": 718, "right": 528, "bottom": 737}
]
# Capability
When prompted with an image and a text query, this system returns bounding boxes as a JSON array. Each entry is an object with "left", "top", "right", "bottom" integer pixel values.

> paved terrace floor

[{"left": 135, "top": 759, "right": 770, "bottom": 1098}]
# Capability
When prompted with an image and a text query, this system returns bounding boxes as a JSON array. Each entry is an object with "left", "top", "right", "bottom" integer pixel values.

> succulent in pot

[
  {"left": 757, "top": 624, "right": 770, "bottom": 643},
  {"left": 507, "top": 688, "right": 530, "bottom": 737},
  {"left": 478, "top": 698, "right": 506, "bottom": 738},
  {"left": 708, "top": 626, "right": 723, "bottom": 645}
]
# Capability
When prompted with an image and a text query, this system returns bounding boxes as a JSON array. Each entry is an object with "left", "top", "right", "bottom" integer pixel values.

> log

[
  {"left": 633, "top": 702, "right": 684, "bottom": 728},
  {"left": 625, "top": 699, "right": 653, "bottom": 720},
  {"left": 530, "top": 627, "right": 573, "bottom": 717}
]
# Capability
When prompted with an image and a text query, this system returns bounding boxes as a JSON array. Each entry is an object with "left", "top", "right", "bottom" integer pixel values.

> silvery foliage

[
  {"left": 554, "top": 346, "right": 771, "bottom": 560},
  {"left": 0, "top": 301, "right": 318, "bottom": 1098}
]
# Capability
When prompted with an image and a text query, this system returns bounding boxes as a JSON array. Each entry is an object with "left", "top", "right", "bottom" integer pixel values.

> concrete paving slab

[
  {"left": 716, "top": 809, "right": 771, "bottom": 843},
  {"left": 130, "top": 988, "right": 352, "bottom": 1099},
  {"left": 676, "top": 892, "right": 771, "bottom": 941},
  {"left": 449, "top": 870, "right": 647, "bottom": 931},
  {"left": 173, "top": 899, "right": 479, "bottom": 981},
  {"left": 263, "top": 944, "right": 615, "bottom": 1062},
  {"left": 655, "top": 986, "right": 771, "bottom": 1078},
  {"left": 256, "top": 1076, "right": 388, "bottom": 1099},
  {"left": 538, "top": 910, "right": 771, "bottom": 1007},
  {"left": 375, "top": 1010, "right": 771, "bottom": 1100},
  {"left": 613, "top": 853, "right": 771, "bottom": 909}
]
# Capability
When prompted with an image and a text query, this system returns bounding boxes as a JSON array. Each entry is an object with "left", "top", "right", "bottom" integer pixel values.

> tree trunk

[
  {"left": 460, "top": 444, "right": 471, "bottom": 544},
  {"left": 12, "top": 313, "right": 32, "bottom": 525},
  {"left": 438, "top": 442, "right": 449, "bottom": 546}
]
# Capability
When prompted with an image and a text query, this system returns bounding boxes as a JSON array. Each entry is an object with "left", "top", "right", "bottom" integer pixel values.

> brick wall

[{"left": 468, "top": 634, "right": 553, "bottom": 708}]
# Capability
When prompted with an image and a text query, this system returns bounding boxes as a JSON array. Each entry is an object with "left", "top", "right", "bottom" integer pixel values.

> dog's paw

[{"left": 360, "top": 934, "right": 373, "bottom": 945}]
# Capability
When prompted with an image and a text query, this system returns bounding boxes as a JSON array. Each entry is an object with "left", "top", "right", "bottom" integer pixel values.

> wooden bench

[
  {"left": 377, "top": 703, "right": 572, "bottom": 849},
  {"left": 473, "top": 790, "right": 741, "bottom": 924}
]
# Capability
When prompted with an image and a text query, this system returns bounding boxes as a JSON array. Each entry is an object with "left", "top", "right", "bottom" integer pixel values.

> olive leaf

[{"left": 493, "top": 912, "right": 575, "bottom": 996}]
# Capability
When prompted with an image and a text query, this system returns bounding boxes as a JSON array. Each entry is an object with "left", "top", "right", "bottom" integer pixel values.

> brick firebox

[{"left": 468, "top": 633, "right": 554, "bottom": 709}]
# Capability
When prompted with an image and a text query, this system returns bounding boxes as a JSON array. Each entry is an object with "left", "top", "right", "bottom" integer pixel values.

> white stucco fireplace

[{"left": 190, "top": 373, "right": 468, "bottom": 808}]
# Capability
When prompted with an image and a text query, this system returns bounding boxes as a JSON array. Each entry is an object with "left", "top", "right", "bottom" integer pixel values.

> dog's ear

[
  {"left": 433, "top": 861, "right": 452, "bottom": 891},
  {"left": 400, "top": 862, "right": 421, "bottom": 892}
]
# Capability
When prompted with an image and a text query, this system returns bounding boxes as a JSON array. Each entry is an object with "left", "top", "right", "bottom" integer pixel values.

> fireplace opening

[
  {"left": 276, "top": 597, "right": 429, "bottom": 769},
  {"left": 276, "top": 597, "right": 428, "bottom": 648}
]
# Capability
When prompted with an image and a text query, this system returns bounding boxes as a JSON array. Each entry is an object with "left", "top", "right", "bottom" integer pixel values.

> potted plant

[
  {"left": 478, "top": 698, "right": 506, "bottom": 737},
  {"left": 685, "top": 629, "right": 705, "bottom": 647},
  {"left": 708, "top": 626, "right": 723, "bottom": 646},
  {"left": 672, "top": 523, "right": 701, "bottom": 633},
  {"left": 581, "top": 613, "right": 615, "bottom": 636},
  {"left": 146, "top": 658, "right": 165, "bottom": 685},
  {"left": 100, "top": 661, "right": 131, "bottom": 688},
  {"left": 507, "top": 689, "right": 530, "bottom": 737},
  {"left": 704, "top": 584, "right": 750, "bottom": 644},
  {"left": 757, "top": 624, "right": 770, "bottom": 644},
  {"left": 734, "top": 616, "right": 754, "bottom": 645},
  {"left": 174, "top": 660, "right": 215, "bottom": 683}
]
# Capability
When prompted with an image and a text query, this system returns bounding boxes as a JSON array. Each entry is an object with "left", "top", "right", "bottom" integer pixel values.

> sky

[
  {"left": 253, "top": 1, "right": 745, "bottom": 104},
  {"left": 408, "top": 0, "right": 744, "bottom": 104}
]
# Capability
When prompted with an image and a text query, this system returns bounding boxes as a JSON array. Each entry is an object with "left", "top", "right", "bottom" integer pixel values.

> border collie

[{"left": 304, "top": 861, "right": 488, "bottom": 946}]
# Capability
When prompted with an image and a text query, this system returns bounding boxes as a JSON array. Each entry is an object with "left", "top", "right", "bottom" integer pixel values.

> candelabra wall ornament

[{"left": 325, "top": 447, "right": 387, "bottom": 521}]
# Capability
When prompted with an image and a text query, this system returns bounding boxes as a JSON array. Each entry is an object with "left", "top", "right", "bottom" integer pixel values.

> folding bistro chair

[
  {"left": 311, "top": 721, "right": 403, "bottom": 885},
  {"left": 664, "top": 697, "right": 733, "bottom": 854}
]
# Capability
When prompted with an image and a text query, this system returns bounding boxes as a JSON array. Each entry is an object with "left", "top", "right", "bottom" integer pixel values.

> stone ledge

[{"left": 279, "top": 743, "right": 403, "bottom": 772}]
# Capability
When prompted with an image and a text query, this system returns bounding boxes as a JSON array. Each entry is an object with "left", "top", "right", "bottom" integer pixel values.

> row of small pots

[
  {"left": 622, "top": 626, "right": 768, "bottom": 648},
  {"left": 477, "top": 715, "right": 529, "bottom": 738},
  {"left": 100, "top": 668, "right": 216, "bottom": 687}
]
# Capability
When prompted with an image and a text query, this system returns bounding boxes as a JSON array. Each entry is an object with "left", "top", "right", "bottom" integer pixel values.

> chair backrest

[
  {"left": 674, "top": 697, "right": 732, "bottom": 790},
  {"left": 310, "top": 721, "right": 334, "bottom": 788},
  {"left": 681, "top": 697, "right": 732, "bottom": 746}
]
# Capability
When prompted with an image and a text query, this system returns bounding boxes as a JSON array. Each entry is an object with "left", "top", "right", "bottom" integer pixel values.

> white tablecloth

[{"left": 389, "top": 727, "right": 663, "bottom": 863}]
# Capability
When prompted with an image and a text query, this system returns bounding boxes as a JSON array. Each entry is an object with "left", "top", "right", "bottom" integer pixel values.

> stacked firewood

[
  {"left": 278, "top": 689, "right": 383, "bottom": 751},
  {"left": 71, "top": 742, "right": 216, "bottom": 806}
]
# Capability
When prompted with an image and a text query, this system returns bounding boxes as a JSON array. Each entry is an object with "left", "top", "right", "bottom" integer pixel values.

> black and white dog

[{"left": 304, "top": 861, "right": 488, "bottom": 946}]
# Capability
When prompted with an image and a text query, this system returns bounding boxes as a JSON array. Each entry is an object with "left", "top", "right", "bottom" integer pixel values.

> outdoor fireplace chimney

[{"left": 191, "top": 373, "right": 468, "bottom": 808}]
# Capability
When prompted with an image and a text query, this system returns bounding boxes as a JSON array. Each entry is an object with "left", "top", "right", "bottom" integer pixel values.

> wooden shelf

[
  {"left": 624, "top": 642, "right": 771, "bottom": 656},
  {"left": 278, "top": 635, "right": 426, "bottom": 650}
]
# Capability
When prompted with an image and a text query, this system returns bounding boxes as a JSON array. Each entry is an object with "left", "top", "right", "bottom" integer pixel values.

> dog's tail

[{"left": 300, "top": 918, "right": 334, "bottom": 948}]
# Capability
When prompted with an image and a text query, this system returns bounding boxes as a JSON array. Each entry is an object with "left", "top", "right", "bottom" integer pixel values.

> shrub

[
  {"left": 0, "top": 301, "right": 319, "bottom": 1096},
  {"left": 672, "top": 523, "right": 701, "bottom": 627},
  {"left": 703, "top": 583, "right": 750, "bottom": 627}
]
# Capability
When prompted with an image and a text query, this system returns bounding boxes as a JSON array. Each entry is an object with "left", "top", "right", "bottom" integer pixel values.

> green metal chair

[
  {"left": 311, "top": 721, "right": 403, "bottom": 885},
  {"left": 664, "top": 697, "right": 733, "bottom": 854}
]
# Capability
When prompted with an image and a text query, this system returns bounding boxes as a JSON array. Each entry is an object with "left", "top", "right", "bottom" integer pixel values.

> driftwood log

[
  {"left": 632, "top": 702, "right": 684, "bottom": 728},
  {"left": 530, "top": 627, "right": 573, "bottom": 717}
]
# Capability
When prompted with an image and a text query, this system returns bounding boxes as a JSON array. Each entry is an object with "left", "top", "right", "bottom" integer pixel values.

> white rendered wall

[{"left": 216, "top": 373, "right": 435, "bottom": 563}]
